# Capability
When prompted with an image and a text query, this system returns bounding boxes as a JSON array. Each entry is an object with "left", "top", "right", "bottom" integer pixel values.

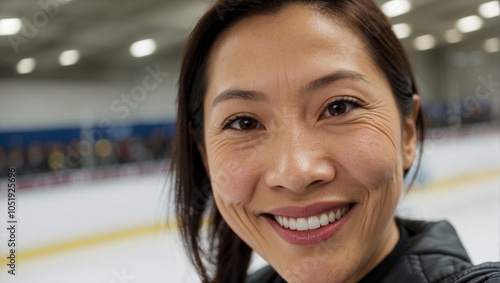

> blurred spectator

[
  {"left": 128, "top": 137, "right": 152, "bottom": 162},
  {"left": 7, "top": 147, "right": 28, "bottom": 175},
  {"left": 46, "top": 143, "right": 66, "bottom": 171},
  {"left": 147, "top": 132, "right": 170, "bottom": 160},
  {"left": 118, "top": 140, "right": 131, "bottom": 164},
  {"left": 66, "top": 140, "right": 82, "bottom": 170},
  {"left": 95, "top": 139, "right": 118, "bottom": 166},
  {"left": 26, "top": 142, "right": 47, "bottom": 174},
  {"left": 0, "top": 133, "right": 178, "bottom": 177}
]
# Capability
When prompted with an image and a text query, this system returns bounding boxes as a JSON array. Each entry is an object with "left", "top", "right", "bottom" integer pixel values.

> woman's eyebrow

[
  {"left": 212, "top": 70, "right": 367, "bottom": 108},
  {"left": 212, "top": 89, "right": 267, "bottom": 108},
  {"left": 302, "top": 70, "right": 367, "bottom": 95}
]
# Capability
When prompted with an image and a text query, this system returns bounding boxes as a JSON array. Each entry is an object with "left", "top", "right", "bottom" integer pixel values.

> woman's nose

[{"left": 264, "top": 126, "right": 336, "bottom": 193}]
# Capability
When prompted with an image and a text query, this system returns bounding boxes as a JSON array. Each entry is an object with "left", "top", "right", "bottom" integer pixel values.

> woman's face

[{"left": 201, "top": 5, "right": 418, "bottom": 283}]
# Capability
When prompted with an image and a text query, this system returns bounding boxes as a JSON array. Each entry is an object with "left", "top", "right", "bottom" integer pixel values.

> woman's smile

[{"left": 265, "top": 202, "right": 355, "bottom": 245}]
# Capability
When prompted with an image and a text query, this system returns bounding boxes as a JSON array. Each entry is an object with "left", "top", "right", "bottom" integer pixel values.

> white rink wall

[
  {"left": 0, "top": 131, "right": 498, "bottom": 282},
  {"left": 417, "top": 130, "right": 500, "bottom": 185}
]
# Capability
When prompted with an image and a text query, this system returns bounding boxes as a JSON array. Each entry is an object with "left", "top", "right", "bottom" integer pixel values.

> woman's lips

[
  {"left": 267, "top": 201, "right": 352, "bottom": 218},
  {"left": 265, "top": 203, "right": 355, "bottom": 245}
]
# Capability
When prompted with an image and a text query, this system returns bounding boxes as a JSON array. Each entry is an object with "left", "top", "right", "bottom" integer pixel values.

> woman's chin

[{"left": 275, "top": 265, "right": 352, "bottom": 283}]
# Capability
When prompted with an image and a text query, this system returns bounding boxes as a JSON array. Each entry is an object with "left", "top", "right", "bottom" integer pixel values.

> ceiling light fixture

[
  {"left": 479, "top": 1, "right": 500, "bottom": 18},
  {"left": 413, "top": 34, "right": 436, "bottom": 51},
  {"left": 0, "top": 18, "right": 22, "bottom": 36},
  {"left": 16, "top": 58, "right": 36, "bottom": 74},
  {"left": 381, "top": 0, "right": 412, "bottom": 18},
  {"left": 456, "top": 15, "right": 483, "bottom": 33},
  {"left": 130, "top": 39, "right": 157, "bottom": 58},
  {"left": 392, "top": 23, "right": 412, "bottom": 39},
  {"left": 444, "top": 29, "right": 463, "bottom": 44},
  {"left": 484, "top": 38, "right": 500, "bottom": 53},
  {"left": 59, "top": 49, "right": 80, "bottom": 66}
]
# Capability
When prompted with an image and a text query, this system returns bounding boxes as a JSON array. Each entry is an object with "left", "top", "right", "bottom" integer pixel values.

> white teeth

[
  {"left": 319, "top": 213, "right": 329, "bottom": 226},
  {"left": 274, "top": 206, "right": 351, "bottom": 231},
  {"left": 296, "top": 218, "right": 308, "bottom": 231},
  {"left": 335, "top": 209, "right": 342, "bottom": 220},
  {"left": 307, "top": 216, "right": 321, "bottom": 230},
  {"left": 289, "top": 218, "right": 297, "bottom": 230},
  {"left": 328, "top": 211, "right": 336, "bottom": 222},
  {"left": 277, "top": 216, "right": 283, "bottom": 226},
  {"left": 283, "top": 217, "right": 289, "bottom": 228}
]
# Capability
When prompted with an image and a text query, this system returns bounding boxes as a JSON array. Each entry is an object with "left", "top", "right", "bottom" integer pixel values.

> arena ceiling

[{"left": 0, "top": 0, "right": 498, "bottom": 80}]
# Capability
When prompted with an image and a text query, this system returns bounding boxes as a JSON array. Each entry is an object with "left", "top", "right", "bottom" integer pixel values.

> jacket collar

[{"left": 398, "top": 218, "right": 471, "bottom": 263}]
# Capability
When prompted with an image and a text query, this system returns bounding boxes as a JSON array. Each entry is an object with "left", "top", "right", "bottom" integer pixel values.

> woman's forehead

[
  {"left": 205, "top": 5, "right": 381, "bottom": 99},
  {"left": 208, "top": 5, "right": 359, "bottom": 66}
]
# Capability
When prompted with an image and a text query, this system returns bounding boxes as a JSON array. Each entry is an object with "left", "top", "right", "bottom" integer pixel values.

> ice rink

[{"left": 0, "top": 131, "right": 499, "bottom": 283}]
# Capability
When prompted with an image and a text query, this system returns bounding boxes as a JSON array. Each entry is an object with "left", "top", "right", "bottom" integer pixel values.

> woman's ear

[
  {"left": 402, "top": 94, "right": 420, "bottom": 170},
  {"left": 189, "top": 125, "right": 210, "bottom": 174}
]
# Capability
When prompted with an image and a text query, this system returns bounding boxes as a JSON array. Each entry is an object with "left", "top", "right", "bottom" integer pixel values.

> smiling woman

[{"left": 171, "top": 1, "right": 499, "bottom": 283}]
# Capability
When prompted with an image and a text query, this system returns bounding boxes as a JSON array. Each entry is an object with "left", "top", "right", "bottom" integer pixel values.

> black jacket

[{"left": 247, "top": 219, "right": 499, "bottom": 283}]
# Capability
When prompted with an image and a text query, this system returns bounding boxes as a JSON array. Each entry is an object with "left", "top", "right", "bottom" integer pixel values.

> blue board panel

[{"left": 0, "top": 121, "right": 176, "bottom": 150}]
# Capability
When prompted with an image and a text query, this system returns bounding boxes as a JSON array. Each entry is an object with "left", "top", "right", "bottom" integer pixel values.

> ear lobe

[{"left": 402, "top": 94, "right": 420, "bottom": 170}]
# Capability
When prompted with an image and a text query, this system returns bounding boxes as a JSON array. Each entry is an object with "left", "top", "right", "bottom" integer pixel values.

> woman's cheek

[
  {"left": 209, "top": 151, "right": 261, "bottom": 207},
  {"left": 341, "top": 128, "right": 401, "bottom": 189}
]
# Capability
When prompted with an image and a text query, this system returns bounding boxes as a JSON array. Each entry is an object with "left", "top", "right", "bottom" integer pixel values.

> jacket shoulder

[
  {"left": 439, "top": 262, "right": 500, "bottom": 283},
  {"left": 387, "top": 219, "right": 499, "bottom": 283}
]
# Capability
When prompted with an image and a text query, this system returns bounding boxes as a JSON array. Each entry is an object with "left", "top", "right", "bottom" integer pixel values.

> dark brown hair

[{"left": 172, "top": 1, "right": 425, "bottom": 282}]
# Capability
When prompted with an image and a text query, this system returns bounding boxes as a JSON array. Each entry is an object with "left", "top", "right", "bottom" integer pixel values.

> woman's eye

[
  {"left": 224, "top": 116, "right": 263, "bottom": 131},
  {"left": 323, "top": 100, "right": 359, "bottom": 118}
]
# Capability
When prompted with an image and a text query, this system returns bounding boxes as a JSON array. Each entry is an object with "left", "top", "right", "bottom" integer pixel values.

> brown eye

[
  {"left": 225, "top": 116, "right": 263, "bottom": 131},
  {"left": 323, "top": 99, "right": 360, "bottom": 118}
]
